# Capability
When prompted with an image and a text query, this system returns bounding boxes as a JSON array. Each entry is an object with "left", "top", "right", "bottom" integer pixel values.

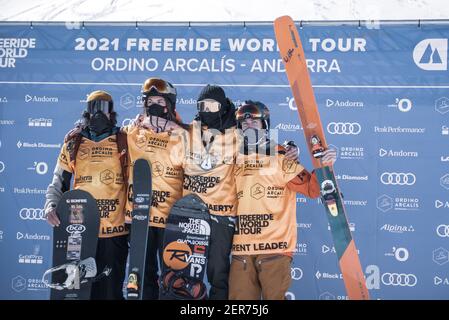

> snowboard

[
  {"left": 126, "top": 158, "right": 152, "bottom": 300},
  {"left": 44, "top": 189, "right": 100, "bottom": 300},
  {"left": 159, "top": 194, "right": 211, "bottom": 300},
  {"left": 274, "top": 15, "right": 370, "bottom": 300}
]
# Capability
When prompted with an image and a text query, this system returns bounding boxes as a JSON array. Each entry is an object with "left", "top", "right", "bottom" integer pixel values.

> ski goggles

[
  {"left": 142, "top": 78, "right": 177, "bottom": 96},
  {"left": 235, "top": 103, "right": 264, "bottom": 122},
  {"left": 197, "top": 99, "right": 221, "bottom": 113},
  {"left": 87, "top": 99, "right": 113, "bottom": 114}
]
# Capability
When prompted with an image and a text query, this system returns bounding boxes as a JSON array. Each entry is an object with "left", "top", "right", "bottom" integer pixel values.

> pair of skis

[{"left": 274, "top": 16, "right": 370, "bottom": 300}]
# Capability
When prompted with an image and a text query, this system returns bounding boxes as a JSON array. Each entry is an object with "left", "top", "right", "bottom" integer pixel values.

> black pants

[
  {"left": 90, "top": 234, "right": 129, "bottom": 300},
  {"left": 142, "top": 226, "right": 165, "bottom": 300},
  {"left": 207, "top": 215, "right": 236, "bottom": 300}
]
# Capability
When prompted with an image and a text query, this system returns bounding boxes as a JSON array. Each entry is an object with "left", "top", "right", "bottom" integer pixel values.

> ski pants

[
  {"left": 207, "top": 215, "right": 236, "bottom": 300},
  {"left": 228, "top": 254, "right": 292, "bottom": 300},
  {"left": 90, "top": 234, "right": 129, "bottom": 300}
]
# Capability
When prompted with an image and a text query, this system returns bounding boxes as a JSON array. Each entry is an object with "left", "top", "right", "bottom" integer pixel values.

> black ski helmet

[{"left": 235, "top": 100, "right": 270, "bottom": 129}]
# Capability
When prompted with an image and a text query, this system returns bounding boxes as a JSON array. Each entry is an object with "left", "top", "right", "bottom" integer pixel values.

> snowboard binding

[
  {"left": 320, "top": 180, "right": 339, "bottom": 217},
  {"left": 159, "top": 269, "right": 207, "bottom": 300},
  {"left": 126, "top": 271, "right": 140, "bottom": 298},
  {"left": 42, "top": 257, "right": 111, "bottom": 290}
]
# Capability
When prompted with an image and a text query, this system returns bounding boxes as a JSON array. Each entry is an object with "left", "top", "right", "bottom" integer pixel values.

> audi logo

[
  {"left": 380, "top": 172, "right": 416, "bottom": 186},
  {"left": 381, "top": 273, "right": 417, "bottom": 287},
  {"left": 285, "top": 292, "right": 296, "bottom": 300},
  {"left": 19, "top": 208, "right": 46, "bottom": 220},
  {"left": 291, "top": 267, "right": 303, "bottom": 280},
  {"left": 66, "top": 224, "right": 86, "bottom": 234},
  {"left": 437, "top": 224, "right": 449, "bottom": 237},
  {"left": 327, "top": 122, "right": 361, "bottom": 135}
]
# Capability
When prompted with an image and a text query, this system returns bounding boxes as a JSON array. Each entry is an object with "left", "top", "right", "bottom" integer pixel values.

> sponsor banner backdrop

[{"left": 0, "top": 22, "right": 448, "bottom": 299}]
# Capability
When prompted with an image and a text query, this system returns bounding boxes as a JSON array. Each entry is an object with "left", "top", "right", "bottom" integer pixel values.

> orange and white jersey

[
  {"left": 57, "top": 135, "right": 128, "bottom": 238},
  {"left": 181, "top": 121, "right": 239, "bottom": 217},
  {"left": 232, "top": 144, "right": 319, "bottom": 255},
  {"left": 123, "top": 123, "right": 186, "bottom": 228}
]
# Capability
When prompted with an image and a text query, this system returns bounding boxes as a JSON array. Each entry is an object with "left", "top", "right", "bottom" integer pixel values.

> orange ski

[{"left": 274, "top": 15, "right": 370, "bottom": 300}]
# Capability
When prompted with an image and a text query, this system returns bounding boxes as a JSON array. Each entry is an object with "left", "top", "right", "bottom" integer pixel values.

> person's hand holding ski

[
  {"left": 46, "top": 204, "right": 60, "bottom": 227},
  {"left": 321, "top": 148, "right": 337, "bottom": 166},
  {"left": 284, "top": 141, "right": 300, "bottom": 161}
]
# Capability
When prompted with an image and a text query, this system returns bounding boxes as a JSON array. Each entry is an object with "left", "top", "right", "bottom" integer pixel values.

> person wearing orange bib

[
  {"left": 182, "top": 86, "right": 301, "bottom": 300},
  {"left": 229, "top": 100, "right": 336, "bottom": 300},
  {"left": 122, "top": 78, "right": 188, "bottom": 300},
  {"left": 44, "top": 90, "right": 129, "bottom": 300}
]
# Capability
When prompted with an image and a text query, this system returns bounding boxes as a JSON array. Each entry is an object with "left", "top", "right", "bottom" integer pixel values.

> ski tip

[
  {"left": 274, "top": 15, "right": 293, "bottom": 24},
  {"left": 275, "top": 15, "right": 292, "bottom": 21}
]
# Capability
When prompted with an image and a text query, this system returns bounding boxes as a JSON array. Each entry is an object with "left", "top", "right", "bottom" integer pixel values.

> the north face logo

[{"left": 413, "top": 39, "right": 447, "bottom": 71}]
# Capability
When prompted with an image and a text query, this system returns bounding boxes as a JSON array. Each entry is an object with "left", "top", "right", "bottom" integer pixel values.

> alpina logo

[
  {"left": 380, "top": 224, "right": 415, "bottom": 233},
  {"left": 274, "top": 123, "right": 302, "bottom": 131}
]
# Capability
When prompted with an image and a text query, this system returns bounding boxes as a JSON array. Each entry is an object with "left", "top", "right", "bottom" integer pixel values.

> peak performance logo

[{"left": 413, "top": 39, "right": 448, "bottom": 71}]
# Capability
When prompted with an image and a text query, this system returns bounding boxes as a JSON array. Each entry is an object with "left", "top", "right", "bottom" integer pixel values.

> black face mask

[
  {"left": 199, "top": 111, "right": 222, "bottom": 130},
  {"left": 146, "top": 104, "right": 168, "bottom": 118},
  {"left": 88, "top": 112, "right": 113, "bottom": 135}
]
